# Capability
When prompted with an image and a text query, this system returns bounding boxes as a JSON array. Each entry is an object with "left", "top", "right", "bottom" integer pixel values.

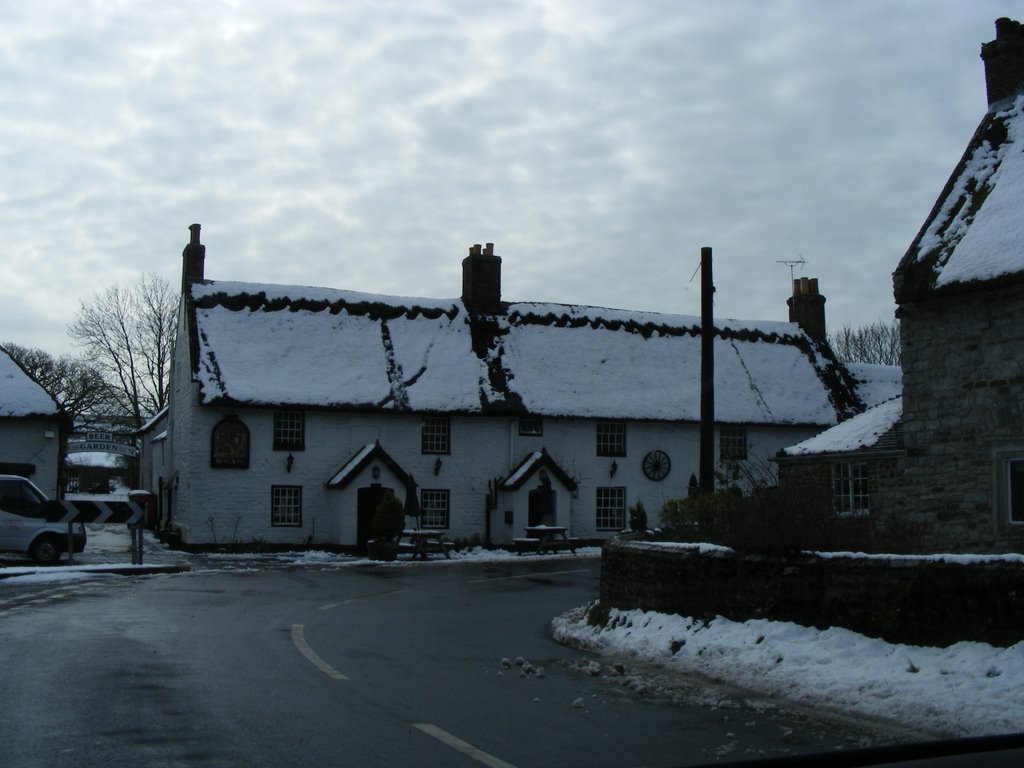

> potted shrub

[{"left": 367, "top": 491, "right": 405, "bottom": 561}]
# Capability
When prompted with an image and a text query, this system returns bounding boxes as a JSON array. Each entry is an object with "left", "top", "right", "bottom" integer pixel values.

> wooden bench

[
  {"left": 513, "top": 537, "right": 541, "bottom": 554},
  {"left": 400, "top": 529, "right": 452, "bottom": 560}
]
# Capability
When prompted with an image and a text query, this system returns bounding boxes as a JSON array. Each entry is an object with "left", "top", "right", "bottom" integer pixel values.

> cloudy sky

[{"left": 0, "top": 0, "right": 1012, "bottom": 356}]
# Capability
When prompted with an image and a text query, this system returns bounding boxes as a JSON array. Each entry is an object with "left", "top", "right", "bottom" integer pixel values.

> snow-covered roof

[
  {"left": 137, "top": 406, "right": 168, "bottom": 434},
  {"left": 895, "top": 91, "right": 1024, "bottom": 301},
  {"left": 186, "top": 280, "right": 863, "bottom": 426},
  {"left": 843, "top": 362, "right": 902, "bottom": 408},
  {"left": 781, "top": 396, "right": 903, "bottom": 458},
  {"left": 0, "top": 348, "right": 60, "bottom": 419},
  {"left": 500, "top": 449, "right": 577, "bottom": 491},
  {"left": 325, "top": 440, "right": 415, "bottom": 490}
]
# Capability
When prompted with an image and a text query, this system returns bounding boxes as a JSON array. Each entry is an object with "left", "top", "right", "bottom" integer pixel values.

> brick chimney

[
  {"left": 981, "top": 18, "right": 1024, "bottom": 107},
  {"left": 182, "top": 223, "right": 206, "bottom": 292},
  {"left": 787, "top": 277, "right": 826, "bottom": 343},
  {"left": 461, "top": 242, "right": 502, "bottom": 314}
]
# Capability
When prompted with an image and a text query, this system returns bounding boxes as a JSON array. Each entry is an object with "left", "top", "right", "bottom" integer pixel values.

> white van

[{"left": 0, "top": 474, "right": 87, "bottom": 564}]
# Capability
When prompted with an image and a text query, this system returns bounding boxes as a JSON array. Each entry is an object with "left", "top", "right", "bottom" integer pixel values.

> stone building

[
  {"left": 893, "top": 18, "right": 1024, "bottom": 552},
  {"left": 775, "top": 396, "right": 905, "bottom": 549}
]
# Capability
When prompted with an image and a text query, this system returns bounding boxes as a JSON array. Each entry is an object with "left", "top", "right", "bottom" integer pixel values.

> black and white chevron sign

[{"left": 42, "top": 499, "right": 145, "bottom": 525}]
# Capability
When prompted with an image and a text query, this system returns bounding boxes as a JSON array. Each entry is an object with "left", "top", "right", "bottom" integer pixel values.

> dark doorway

[
  {"left": 356, "top": 484, "right": 393, "bottom": 553},
  {"left": 528, "top": 474, "right": 557, "bottom": 527}
]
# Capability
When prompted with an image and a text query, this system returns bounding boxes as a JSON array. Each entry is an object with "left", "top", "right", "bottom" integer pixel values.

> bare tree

[
  {"left": 67, "top": 273, "right": 178, "bottom": 428},
  {"left": 828, "top": 320, "right": 901, "bottom": 366},
  {"left": 0, "top": 342, "right": 114, "bottom": 426}
]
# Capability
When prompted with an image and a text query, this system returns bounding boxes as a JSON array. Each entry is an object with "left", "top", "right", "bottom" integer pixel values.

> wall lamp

[
  {"left": 434, "top": 456, "right": 443, "bottom": 476},
  {"left": 610, "top": 460, "right": 618, "bottom": 478}
]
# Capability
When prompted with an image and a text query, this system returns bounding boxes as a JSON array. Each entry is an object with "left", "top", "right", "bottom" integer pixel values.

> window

[
  {"left": 271, "top": 485, "right": 302, "bottom": 526},
  {"left": 596, "top": 421, "right": 626, "bottom": 457},
  {"left": 1009, "top": 459, "right": 1024, "bottom": 524},
  {"left": 420, "top": 489, "right": 450, "bottom": 529},
  {"left": 519, "top": 416, "right": 543, "bottom": 436},
  {"left": 596, "top": 486, "right": 626, "bottom": 530},
  {"left": 832, "top": 462, "right": 869, "bottom": 517},
  {"left": 421, "top": 416, "right": 450, "bottom": 454},
  {"left": 719, "top": 424, "right": 747, "bottom": 461},
  {"left": 211, "top": 417, "right": 249, "bottom": 469},
  {"left": 274, "top": 410, "right": 305, "bottom": 451},
  {"left": 0, "top": 477, "right": 45, "bottom": 517}
]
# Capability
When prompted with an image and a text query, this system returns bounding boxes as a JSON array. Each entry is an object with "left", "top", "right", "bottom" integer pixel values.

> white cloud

[{"left": 0, "top": 0, "right": 1011, "bottom": 353}]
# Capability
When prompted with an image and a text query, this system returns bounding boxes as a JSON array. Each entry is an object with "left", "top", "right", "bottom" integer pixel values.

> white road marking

[
  {"left": 467, "top": 568, "right": 589, "bottom": 584},
  {"left": 290, "top": 624, "right": 348, "bottom": 680},
  {"left": 413, "top": 723, "right": 517, "bottom": 768}
]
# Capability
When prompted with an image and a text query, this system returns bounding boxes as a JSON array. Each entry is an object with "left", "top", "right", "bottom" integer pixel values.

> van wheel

[{"left": 30, "top": 536, "right": 62, "bottom": 565}]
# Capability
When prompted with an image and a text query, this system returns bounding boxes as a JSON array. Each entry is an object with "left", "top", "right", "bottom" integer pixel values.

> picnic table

[
  {"left": 400, "top": 529, "right": 452, "bottom": 560},
  {"left": 515, "top": 525, "right": 578, "bottom": 555}
]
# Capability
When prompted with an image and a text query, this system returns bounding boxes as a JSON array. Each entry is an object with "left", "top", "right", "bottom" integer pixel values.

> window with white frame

[
  {"left": 832, "top": 462, "right": 869, "bottom": 516},
  {"left": 596, "top": 486, "right": 626, "bottom": 530},
  {"left": 271, "top": 485, "right": 302, "bottom": 526},
  {"left": 719, "top": 424, "right": 747, "bottom": 461},
  {"left": 273, "top": 410, "right": 305, "bottom": 451},
  {"left": 420, "top": 489, "right": 450, "bottom": 529},
  {"left": 421, "top": 416, "right": 450, "bottom": 454},
  {"left": 596, "top": 421, "right": 626, "bottom": 457},
  {"left": 1008, "top": 458, "right": 1024, "bottom": 525}
]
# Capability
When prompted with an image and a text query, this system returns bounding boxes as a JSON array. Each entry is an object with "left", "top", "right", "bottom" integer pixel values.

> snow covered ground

[
  {"left": 552, "top": 604, "right": 1024, "bottom": 739},
  {"left": 0, "top": 524, "right": 600, "bottom": 585},
  {"left": 4, "top": 526, "right": 1022, "bottom": 741}
]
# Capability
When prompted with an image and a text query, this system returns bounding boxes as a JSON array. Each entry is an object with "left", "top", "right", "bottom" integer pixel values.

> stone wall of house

[
  {"left": 776, "top": 456, "right": 908, "bottom": 550},
  {"left": 600, "top": 540, "right": 1024, "bottom": 647},
  {"left": 900, "top": 282, "right": 1024, "bottom": 552}
]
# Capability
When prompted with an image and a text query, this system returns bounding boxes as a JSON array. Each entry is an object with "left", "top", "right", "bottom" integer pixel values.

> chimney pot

[
  {"left": 981, "top": 17, "right": 1024, "bottom": 107},
  {"left": 462, "top": 241, "right": 502, "bottom": 314},
  {"left": 182, "top": 223, "right": 206, "bottom": 291},
  {"left": 787, "top": 275, "right": 827, "bottom": 342}
]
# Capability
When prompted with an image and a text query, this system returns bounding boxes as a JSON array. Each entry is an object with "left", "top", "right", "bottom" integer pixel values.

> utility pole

[{"left": 699, "top": 246, "right": 715, "bottom": 494}]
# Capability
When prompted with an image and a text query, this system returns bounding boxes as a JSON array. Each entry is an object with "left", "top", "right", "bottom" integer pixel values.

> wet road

[{"left": 0, "top": 558, "right": 924, "bottom": 767}]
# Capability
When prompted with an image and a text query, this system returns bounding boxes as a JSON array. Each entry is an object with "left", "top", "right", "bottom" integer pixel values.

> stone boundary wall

[{"left": 600, "top": 540, "right": 1024, "bottom": 647}]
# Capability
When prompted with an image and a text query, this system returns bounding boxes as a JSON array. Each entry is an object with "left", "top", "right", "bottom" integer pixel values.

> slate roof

[
  {"left": 895, "top": 91, "right": 1024, "bottom": 303},
  {"left": 0, "top": 348, "right": 60, "bottom": 419},
  {"left": 185, "top": 279, "right": 863, "bottom": 427}
]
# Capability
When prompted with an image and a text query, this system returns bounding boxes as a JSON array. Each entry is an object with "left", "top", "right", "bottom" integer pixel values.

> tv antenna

[{"left": 777, "top": 256, "right": 807, "bottom": 282}]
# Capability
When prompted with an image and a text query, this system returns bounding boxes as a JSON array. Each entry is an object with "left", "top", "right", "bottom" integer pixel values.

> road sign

[
  {"left": 42, "top": 499, "right": 147, "bottom": 565},
  {"left": 42, "top": 499, "right": 145, "bottom": 525},
  {"left": 66, "top": 441, "right": 139, "bottom": 456}
]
